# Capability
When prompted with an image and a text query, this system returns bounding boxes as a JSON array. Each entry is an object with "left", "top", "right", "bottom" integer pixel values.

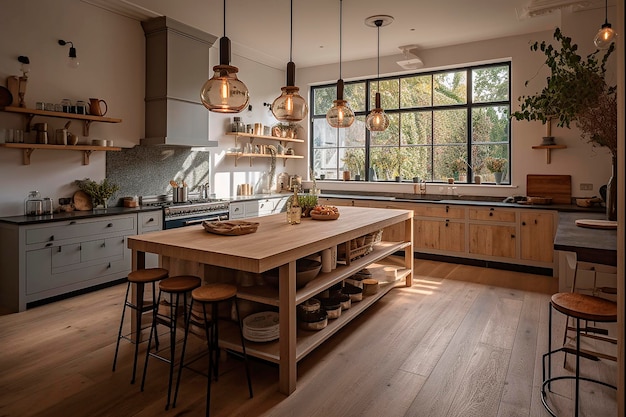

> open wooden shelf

[
  {"left": 532, "top": 144, "right": 567, "bottom": 164},
  {"left": 0, "top": 143, "right": 121, "bottom": 165},
  {"left": 225, "top": 131, "right": 304, "bottom": 144},
  {"left": 1, "top": 106, "right": 122, "bottom": 136}
]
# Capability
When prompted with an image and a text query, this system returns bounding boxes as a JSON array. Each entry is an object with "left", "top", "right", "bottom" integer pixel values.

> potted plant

[
  {"left": 74, "top": 178, "right": 119, "bottom": 208},
  {"left": 484, "top": 157, "right": 507, "bottom": 184},
  {"left": 511, "top": 28, "right": 614, "bottom": 130}
]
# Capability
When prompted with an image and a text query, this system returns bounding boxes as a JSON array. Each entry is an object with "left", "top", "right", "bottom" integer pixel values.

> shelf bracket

[
  {"left": 83, "top": 121, "right": 92, "bottom": 136},
  {"left": 83, "top": 150, "right": 93, "bottom": 165},
  {"left": 23, "top": 148, "right": 34, "bottom": 165}
]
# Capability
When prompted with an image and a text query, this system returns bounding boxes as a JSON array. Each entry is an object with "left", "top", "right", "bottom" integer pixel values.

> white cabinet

[
  {"left": 230, "top": 197, "right": 289, "bottom": 220},
  {"left": 0, "top": 212, "right": 160, "bottom": 312},
  {"left": 137, "top": 210, "right": 163, "bottom": 268}
]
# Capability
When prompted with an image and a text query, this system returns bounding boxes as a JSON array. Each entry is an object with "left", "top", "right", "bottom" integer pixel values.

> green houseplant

[
  {"left": 74, "top": 178, "right": 119, "bottom": 208},
  {"left": 511, "top": 28, "right": 615, "bottom": 129}
]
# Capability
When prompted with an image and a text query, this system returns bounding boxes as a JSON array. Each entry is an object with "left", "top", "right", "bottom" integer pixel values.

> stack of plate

[{"left": 243, "top": 311, "right": 279, "bottom": 342}]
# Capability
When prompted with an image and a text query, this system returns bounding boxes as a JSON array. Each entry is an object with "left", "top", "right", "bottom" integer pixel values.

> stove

[{"left": 142, "top": 195, "right": 230, "bottom": 229}]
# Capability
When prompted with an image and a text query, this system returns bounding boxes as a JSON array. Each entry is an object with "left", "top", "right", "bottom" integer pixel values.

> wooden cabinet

[
  {"left": 0, "top": 212, "right": 166, "bottom": 312},
  {"left": 316, "top": 197, "right": 556, "bottom": 269},
  {"left": 520, "top": 211, "right": 555, "bottom": 263},
  {"left": 468, "top": 207, "right": 517, "bottom": 259},
  {"left": 137, "top": 210, "right": 163, "bottom": 268}
]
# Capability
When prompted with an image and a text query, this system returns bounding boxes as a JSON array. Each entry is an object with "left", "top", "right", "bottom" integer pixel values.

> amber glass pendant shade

[
  {"left": 272, "top": 62, "right": 308, "bottom": 122},
  {"left": 326, "top": 79, "right": 355, "bottom": 128},
  {"left": 594, "top": 23, "right": 617, "bottom": 49},
  {"left": 200, "top": 2, "right": 250, "bottom": 113},
  {"left": 366, "top": 93, "right": 389, "bottom": 131}
]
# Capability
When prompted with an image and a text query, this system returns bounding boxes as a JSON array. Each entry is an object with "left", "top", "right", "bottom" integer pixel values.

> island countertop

[{"left": 554, "top": 211, "right": 617, "bottom": 266}]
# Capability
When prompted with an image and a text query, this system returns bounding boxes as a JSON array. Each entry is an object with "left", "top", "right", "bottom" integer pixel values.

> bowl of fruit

[{"left": 310, "top": 205, "right": 340, "bottom": 220}]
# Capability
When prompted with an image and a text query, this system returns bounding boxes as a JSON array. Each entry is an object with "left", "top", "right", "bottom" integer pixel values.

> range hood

[{"left": 141, "top": 16, "right": 218, "bottom": 147}]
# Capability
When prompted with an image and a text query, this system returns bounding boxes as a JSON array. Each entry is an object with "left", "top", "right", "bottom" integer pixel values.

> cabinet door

[
  {"left": 469, "top": 224, "right": 516, "bottom": 258},
  {"left": 440, "top": 220, "right": 465, "bottom": 252},
  {"left": 81, "top": 237, "right": 125, "bottom": 262},
  {"left": 229, "top": 202, "right": 244, "bottom": 219},
  {"left": 415, "top": 219, "right": 464, "bottom": 252},
  {"left": 415, "top": 219, "right": 441, "bottom": 250},
  {"left": 520, "top": 212, "right": 554, "bottom": 262}
]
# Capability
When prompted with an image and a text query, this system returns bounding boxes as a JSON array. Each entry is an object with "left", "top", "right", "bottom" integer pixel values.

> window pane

[
  {"left": 434, "top": 71, "right": 467, "bottom": 106},
  {"left": 313, "top": 148, "right": 339, "bottom": 179},
  {"left": 341, "top": 148, "right": 365, "bottom": 177},
  {"left": 401, "top": 75, "right": 431, "bottom": 108},
  {"left": 400, "top": 146, "right": 431, "bottom": 180},
  {"left": 370, "top": 79, "right": 399, "bottom": 110},
  {"left": 370, "top": 147, "right": 405, "bottom": 181},
  {"left": 433, "top": 145, "right": 468, "bottom": 181},
  {"left": 313, "top": 86, "right": 336, "bottom": 116},
  {"left": 472, "top": 65, "right": 509, "bottom": 103},
  {"left": 471, "top": 105, "right": 510, "bottom": 144},
  {"left": 434, "top": 109, "right": 467, "bottom": 144},
  {"left": 401, "top": 111, "right": 432, "bottom": 145},
  {"left": 341, "top": 115, "right": 366, "bottom": 147},
  {"left": 345, "top": 82, "right": 366, "bottom": 113},
  {"left": 312, "top": 118, "right": 337, "bottom": 148},
  {"left": 472, "top": 143, "right": 509, "bottom": 183}
]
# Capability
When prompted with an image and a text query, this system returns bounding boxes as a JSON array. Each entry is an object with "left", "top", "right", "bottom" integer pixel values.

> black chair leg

[{"left": 112, "top": 281, "right": 131, "bottom": 372}]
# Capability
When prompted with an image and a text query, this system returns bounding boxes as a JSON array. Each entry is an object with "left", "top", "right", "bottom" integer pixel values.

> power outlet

[{"left": 580, "top": 183, "right": 593, "bottom": 191}]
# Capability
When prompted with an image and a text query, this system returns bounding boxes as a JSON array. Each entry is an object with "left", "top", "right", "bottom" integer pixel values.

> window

[{"left": 311, "top": 62, "right": 511, "bottom": 184}]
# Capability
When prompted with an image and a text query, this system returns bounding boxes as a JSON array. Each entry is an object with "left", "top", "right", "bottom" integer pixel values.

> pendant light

[
  {"left": 593, "top": 0, "right": 617, "bottom": 50},
  {"left": 271, "top": 0, "right": 308, "bottom": 122},
  {"left": 365, "top": 16, "right": 393, "bottom": 132},
  {"left": 200, "top": 0, "right": 249, "bottom": 113},
  {"left": 326, "top": 0, "right": 355, "bottom": 128}
]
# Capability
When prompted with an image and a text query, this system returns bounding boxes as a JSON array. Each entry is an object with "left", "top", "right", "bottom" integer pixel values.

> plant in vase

[
  {"left": 74, "top": 178, "right": 119, "bottom": 208},
  {"left": 484, "top": 157, "right": 507, "bottom": 184}
]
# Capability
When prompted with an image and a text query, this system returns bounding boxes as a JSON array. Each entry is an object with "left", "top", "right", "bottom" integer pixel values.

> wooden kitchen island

[{"left": 127, "top": 206, "right": 413, "bottom": 395}]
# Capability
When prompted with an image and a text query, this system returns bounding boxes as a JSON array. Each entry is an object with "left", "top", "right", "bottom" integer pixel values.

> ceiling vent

[{"left": 397, "top": 45, "right": 424, "bottom": 70}]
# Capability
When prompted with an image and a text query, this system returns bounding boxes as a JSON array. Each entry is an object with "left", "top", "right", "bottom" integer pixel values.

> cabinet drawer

[
  {"left": 412, "top": 204, "right": 465, "bottom": 219},
  {"left": 468, "top": 207, "right": 516, "bottom": 222},
  {"left": 25, "top": 215, "right": 136, "bottom": 244},
  {"left": 138, "top": 211, "right": 163, "bottom": 233},
  {"left": 51, "top": 243, "right": 81, "bottom": 268},
  {"left": 258, "top": 199, "right": 274, "bottom": 216},
  {"left": 81, "top": 236, "right": 126, "bottom": 262}
]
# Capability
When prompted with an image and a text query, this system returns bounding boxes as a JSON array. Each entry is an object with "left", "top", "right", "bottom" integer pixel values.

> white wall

[{"left": 295, "top": 7, "right": 617, "bottom": 199}]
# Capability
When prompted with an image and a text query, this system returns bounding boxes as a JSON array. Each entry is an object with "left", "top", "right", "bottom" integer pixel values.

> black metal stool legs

[{"left": 233, "top": 297, "right": 253, "bottom": 398}]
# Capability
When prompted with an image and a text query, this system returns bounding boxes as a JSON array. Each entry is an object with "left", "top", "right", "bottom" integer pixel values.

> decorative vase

[
  {"left": 606, "top": 157, "right": 617, "bottom": 221},
  {"left": 494, "top": 171, "right": 503, "bottom": 185},
  {"left": 474, "top": 175, "right": 482, "bottom": 184}
]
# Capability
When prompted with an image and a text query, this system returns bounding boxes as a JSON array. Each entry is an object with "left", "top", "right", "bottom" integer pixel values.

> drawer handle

[
  {"left": 58, "top": 247, "right": 62, "bottom": 252},
  {"left": 490, "top": 207, "right": 494, "bottom": 211},
  {"left": 147, "top": 218, "right": 154, "bottom": 223},
  {"left": 445, "top": 205, "right": 449, "bottom": 213},
  {"left": 69, "top": 221, "right": 76, "bottom": 225},
  {"left": 489, "top": 212, "right": 493, "bottom": 217},
  {"left": 522, "top": 221, "right": 526, "bottom": 226},
  {"left": 511, "top": 234, "right": 515, "bottom": 238},
  {"left": 101, "top": 242, "right": 106, "bottom": 248},
  {"left": 107, "top": 223, "right": 113, "bottom": 228},
  {"left": 49, "top": 235, "right": 55, "bottom": 241},
  {"left": 45, "top": 242, "right": 53, "bottom": 247},
  {"left": 107, "top": 262, "right": 111, "bottom": 269}
]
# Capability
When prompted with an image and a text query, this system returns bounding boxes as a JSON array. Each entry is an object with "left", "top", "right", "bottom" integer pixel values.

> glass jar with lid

[
  {"left": 24, "top": 191, "right": 44, "bottom": 216},
  {"left": 231, "top": 117, "right": 245, "bottom": 133}
]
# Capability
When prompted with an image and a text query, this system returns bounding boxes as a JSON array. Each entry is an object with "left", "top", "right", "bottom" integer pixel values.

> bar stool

[
  {"left": 172, "top": 283, "right": 253, "bottom": 416},
  {"left": 541, "top": 292, "right": 617, "bottom": 417},
  {"left": 140, "top": 275, "right": 201, "bottom": 410},
  {"left": 112, "top": 267, "right": 169, "bottom": 384}
]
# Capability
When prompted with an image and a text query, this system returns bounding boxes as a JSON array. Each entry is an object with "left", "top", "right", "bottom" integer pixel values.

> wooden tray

[
  {"left": 574, "top": 219, "right": 617, "bottom": 230},
  {"left": 202, "top": 220, "right": 259, "bottom": 235}
]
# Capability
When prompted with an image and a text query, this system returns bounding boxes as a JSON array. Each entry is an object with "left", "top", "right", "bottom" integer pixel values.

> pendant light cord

[
  {"left": 604, "top": 0, "right": 608, "bottom": 24},
  {"left": 223, "top": 0, "right": 226, "bottom": 38},
  {"left": 339, "top": 0, "right": 343, "bottom": 79},
  {"left": 377, "top": 23, "right": 380, "bottom": 91},
  {"left": 290, "top": 0, "right": 293, "bottom": 62}
]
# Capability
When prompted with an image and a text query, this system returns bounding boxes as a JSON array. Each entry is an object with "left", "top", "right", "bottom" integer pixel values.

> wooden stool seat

[
  {"left": 128, "top": 268, "right": 169, "bottom": 283},
  {"left": 192, "top": 284, "right": 237, "bottom": 303},
  {"left": 159, "top": 276, "right": 202, "bottom": 293},
  {"left": 551, "top": 293, "right": 617, "bottom": 322}
]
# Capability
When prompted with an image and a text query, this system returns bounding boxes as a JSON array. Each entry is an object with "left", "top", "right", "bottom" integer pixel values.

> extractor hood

[{"left": 141, "top": 16, "right": 218, "bottom": 147}]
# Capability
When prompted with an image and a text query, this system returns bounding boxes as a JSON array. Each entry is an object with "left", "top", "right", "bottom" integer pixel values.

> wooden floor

[{"left": 0, "top": 260, "right": 618, "bottom": 417}]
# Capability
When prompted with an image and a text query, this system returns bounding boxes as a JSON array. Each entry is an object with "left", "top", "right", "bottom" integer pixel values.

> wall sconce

[{"left": 58, "top": 39, "right": 79, "bottom": 68}]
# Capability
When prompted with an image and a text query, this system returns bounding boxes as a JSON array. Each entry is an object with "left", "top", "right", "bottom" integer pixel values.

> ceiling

[{"left": 84, "top": 0, "right": 606, "bottom": 69}]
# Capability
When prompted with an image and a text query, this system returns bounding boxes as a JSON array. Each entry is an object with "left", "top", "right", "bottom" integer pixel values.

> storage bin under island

[{"left": 127, "top": 206, "right": 414, "bottom": 395}]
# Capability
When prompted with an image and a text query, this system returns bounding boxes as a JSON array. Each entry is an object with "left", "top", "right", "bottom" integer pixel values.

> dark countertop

[
  {"left": 318, "top": 193, "right": 604, "bottom": 213},
  {"left": 0, "top": 205, "right": 162, "bottom": 226},
  {"left": 553, "top": 212, "right": 617, "bottom": 266}
]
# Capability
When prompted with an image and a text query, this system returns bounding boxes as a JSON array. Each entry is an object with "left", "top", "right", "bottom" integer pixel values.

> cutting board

[
  {"left": 526, "top": 175, "right": 571, "bottom": 204},
  {"left": 73, "top": 190, "right": 93, "bottom": 211},
  {"left": 575, "top": 219, "right": 618, "bottom": 229}
]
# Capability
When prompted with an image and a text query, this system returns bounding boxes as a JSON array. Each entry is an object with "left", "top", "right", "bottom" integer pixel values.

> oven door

[{"left": 164, "top": 212, "right": 229, "bottom": 229}]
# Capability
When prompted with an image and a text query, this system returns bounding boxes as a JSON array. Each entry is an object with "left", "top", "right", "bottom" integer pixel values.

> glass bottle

[{"left": 288, "top": 185, "right": 301, "bottom": 225}]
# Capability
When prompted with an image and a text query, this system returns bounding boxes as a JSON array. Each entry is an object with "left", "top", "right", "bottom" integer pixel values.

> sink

[{"left": 391, "top": 196, "right": 441, "bottom": 202}]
